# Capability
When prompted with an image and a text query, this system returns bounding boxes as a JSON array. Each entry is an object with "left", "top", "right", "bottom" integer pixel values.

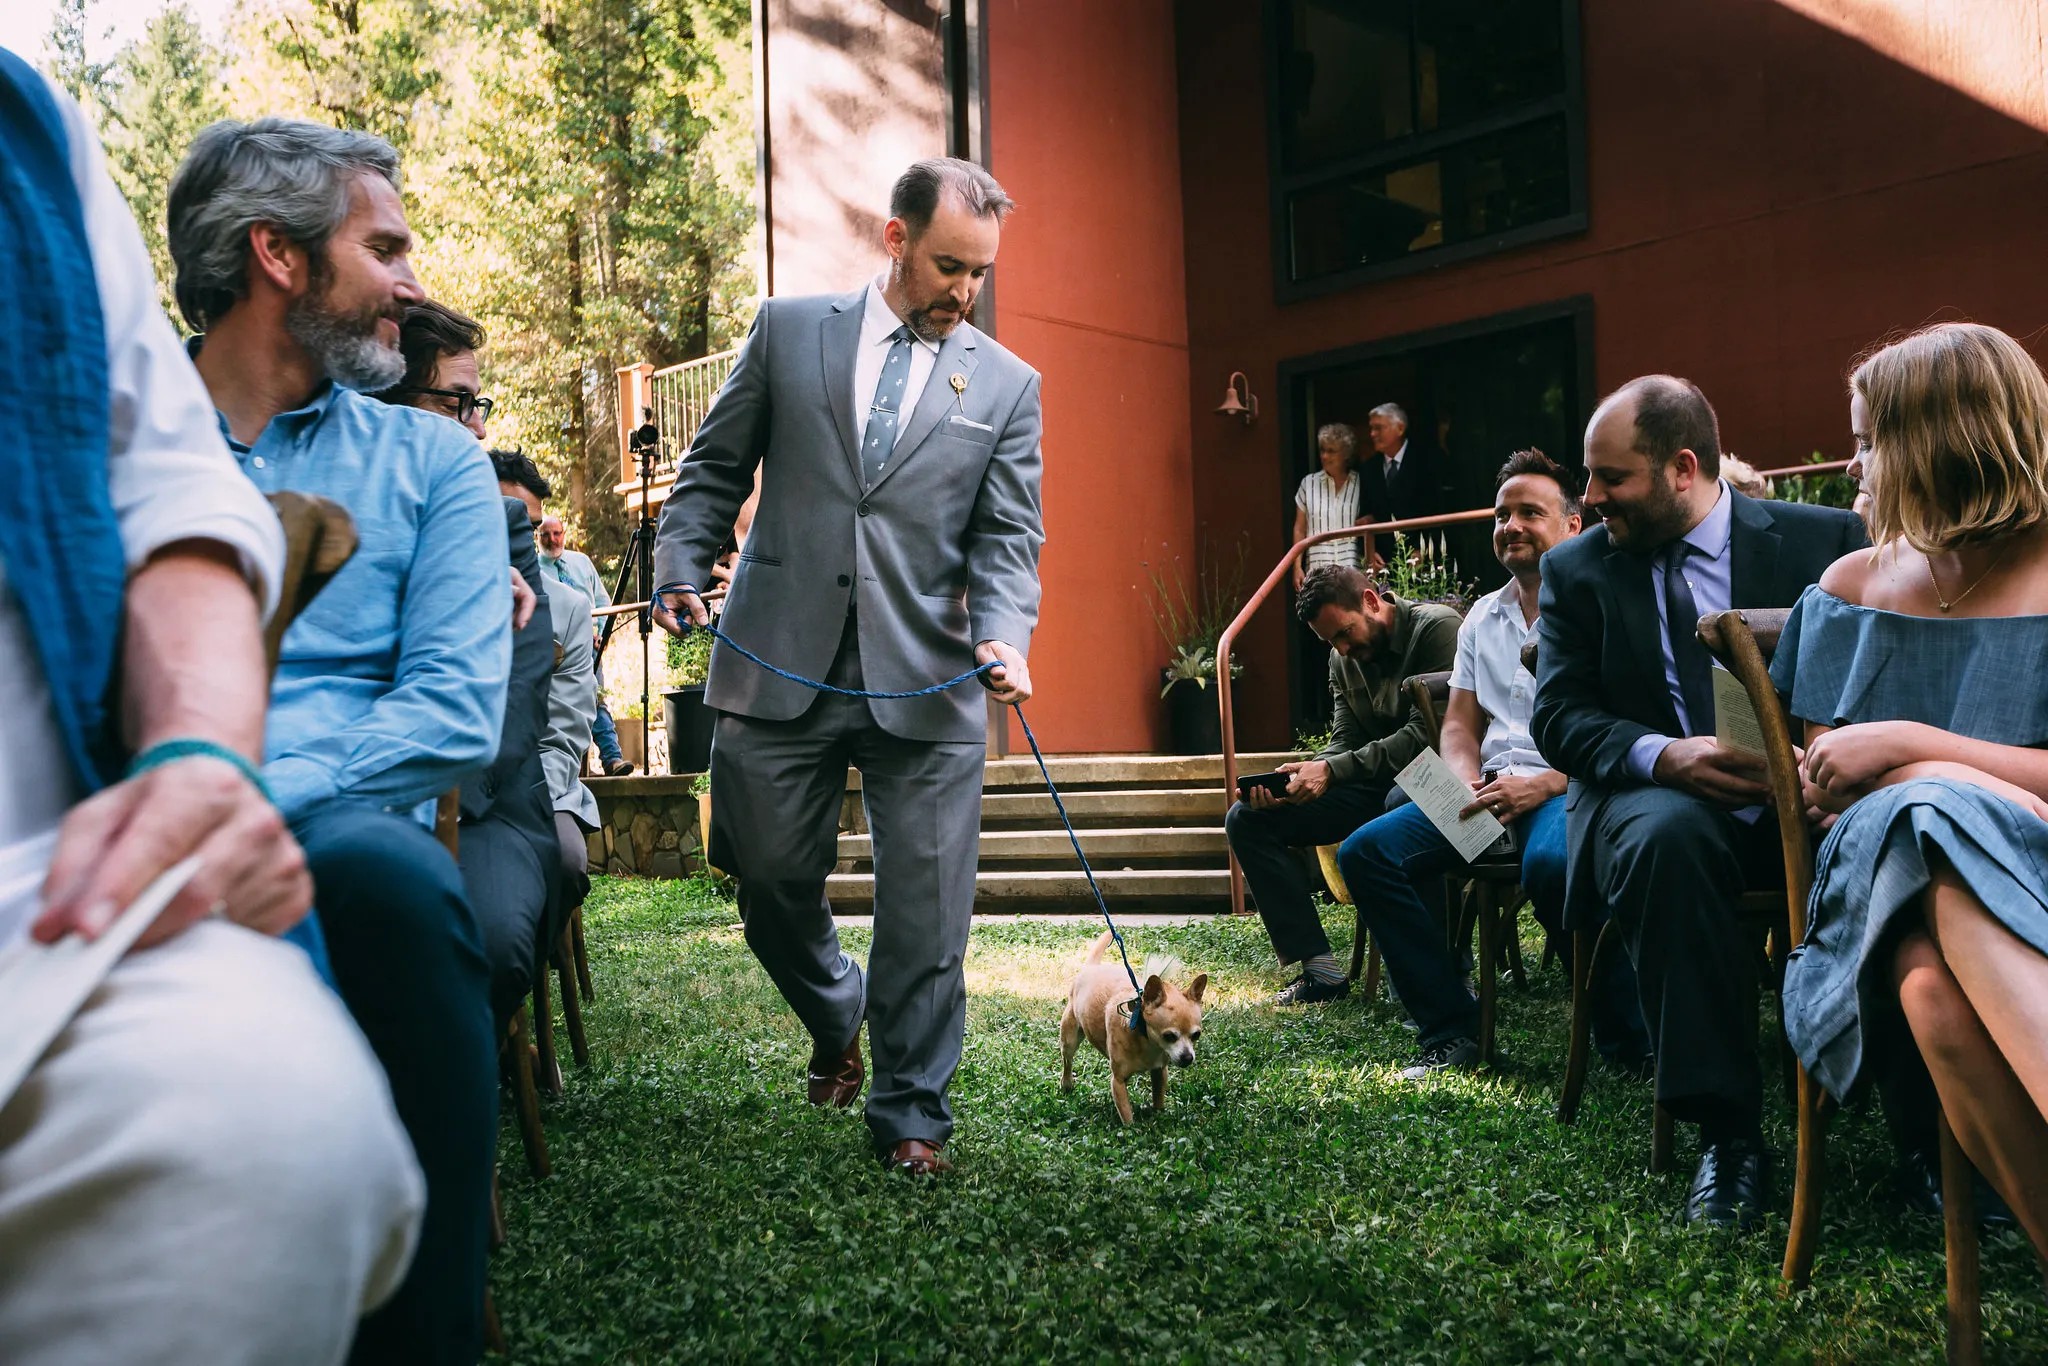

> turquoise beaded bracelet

[{"left": 125, "top": 738, "right": 272, "bottom": 803}]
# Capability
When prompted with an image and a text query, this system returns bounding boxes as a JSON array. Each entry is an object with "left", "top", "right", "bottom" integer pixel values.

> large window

[{"left": 1266, "top": 0, "right": 1585, "bottom": 297}]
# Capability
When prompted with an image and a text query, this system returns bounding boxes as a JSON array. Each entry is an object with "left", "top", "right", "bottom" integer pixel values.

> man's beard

[
  {"left": 286, "top": 278, "right": 404, "bottom": 392},
  {"left": 906, "top": 298, "right": 966, "bottom": 343},
  {"left": 1600, "top": 470, "right": 1690, "bottom": 551}
]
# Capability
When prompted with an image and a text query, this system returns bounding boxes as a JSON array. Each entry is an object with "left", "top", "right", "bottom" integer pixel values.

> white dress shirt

[
  {"left": 1449, "top": 577, "right": 1550, "bottom": 777},
  {"left": 850, "top": 279, "right": 941, "bottom": 464},
  {"left": 0, "top": 74, "right": 283, "bottom": 941}
]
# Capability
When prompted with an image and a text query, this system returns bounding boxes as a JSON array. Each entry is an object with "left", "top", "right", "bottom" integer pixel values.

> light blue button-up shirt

[
  {"left": 217, "top": 380, "right": 511, "bottom": 823},
  {"left": 1627, "top": 481, "right": 1733, "bottom": 782}
]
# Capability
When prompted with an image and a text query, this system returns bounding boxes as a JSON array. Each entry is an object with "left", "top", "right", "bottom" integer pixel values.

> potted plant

[
  {"left": 613, "top": 696, "right": 647, "bottom": 771},
  {"left": 1145, "top": 538, "right": 1248, "bottom": 755},
  {"left": 662, "top": 626, "right": 716, "bottom": 775},
  {"left": 690, "top": 770, "right": 721, "bottom": 877}
]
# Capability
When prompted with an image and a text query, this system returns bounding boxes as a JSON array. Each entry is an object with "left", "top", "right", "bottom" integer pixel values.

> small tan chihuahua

[{"left": 1060, "top": 932, "right": 1207, "bottom": 1124}]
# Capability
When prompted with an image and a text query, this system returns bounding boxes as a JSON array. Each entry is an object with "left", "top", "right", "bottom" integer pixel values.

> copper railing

[{"left": 1215, "top": 458, "right": 1854, "bottom": 914}]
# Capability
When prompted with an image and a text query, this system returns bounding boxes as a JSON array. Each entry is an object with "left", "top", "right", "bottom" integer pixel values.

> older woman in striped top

[{"left": 1292, "top": 422, "right": 1375, "bottom": 590}]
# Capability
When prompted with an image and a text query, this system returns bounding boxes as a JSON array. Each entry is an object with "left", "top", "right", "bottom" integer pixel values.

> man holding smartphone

[
  {"left": 1335, "top": 451, "right": 1650, "bottom": 1079},
  {"left": 1225, "top": 565, "right": 1458, "bottom": 1004}
]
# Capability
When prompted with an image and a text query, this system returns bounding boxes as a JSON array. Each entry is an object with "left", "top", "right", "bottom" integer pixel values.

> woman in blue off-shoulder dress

[{"left": 1773, "top": 321, "right": 2048, "bottom": 1260}]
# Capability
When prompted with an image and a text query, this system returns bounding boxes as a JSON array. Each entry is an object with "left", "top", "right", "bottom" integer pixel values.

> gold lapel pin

[{"left": 949, "top": 373, "right": 968, "bottom": 396}]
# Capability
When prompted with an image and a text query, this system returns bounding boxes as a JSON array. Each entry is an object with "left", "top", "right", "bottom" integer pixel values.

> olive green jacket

[{"left": 1317, "top": 597, "right": 1462, "bottom": 786}]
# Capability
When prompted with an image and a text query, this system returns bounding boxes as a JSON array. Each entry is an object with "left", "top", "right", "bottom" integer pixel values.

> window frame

[{"left": 1262, "top": 0, "right": 1588, "bottom": 303}]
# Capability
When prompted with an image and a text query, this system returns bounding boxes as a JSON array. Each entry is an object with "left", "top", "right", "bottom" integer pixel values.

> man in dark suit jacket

[
  {"left": 460, "top": 459, "right": 563, "bottom": 1022},
  {"left": 1532, "top": 375, "right": 1866, "bottom": 1230},
  {"left": 1360, "top": 402, "right": 1444, "bottom": 559}
]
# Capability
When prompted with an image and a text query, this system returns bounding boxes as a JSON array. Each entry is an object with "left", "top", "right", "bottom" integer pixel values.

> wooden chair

[
  {"left": 1317, "top": 846, "right": 1382, "bottom": 1001},
  {"left": 265, "top": 491, "right": 357, "bottom": 671},
  {"left": 436, "top": 789, "right": 550, "bottom": 1181},
  {"left": 531, "top": 904, "right": 591, "bottom": 1092},
  {"left": 1697, "top": 608, "right": 1982, "bottom": 1360},
  {"left": 1402, "top": 670, "right": 1530, "bottom": 1065}
]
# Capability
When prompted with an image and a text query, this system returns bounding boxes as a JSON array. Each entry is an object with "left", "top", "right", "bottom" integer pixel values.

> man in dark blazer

[
  {"left": 1360, "top": 402, "right": 1444, "bottom": 558},
  {"left": 461, "top": 455, "right": 563, "bottom": 1023},
  {"left": 654, "top": 158, "right": 1044, "bottom": 1177},
  {"left": 1532, "top": 375, "right": 1865, "bottom": 1230}
]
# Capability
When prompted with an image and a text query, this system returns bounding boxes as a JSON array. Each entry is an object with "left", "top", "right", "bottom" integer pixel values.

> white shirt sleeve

[
  {"left": 1449, "top": 603, "right": 1480, "bottom": 694},
  {"left": 1293, "top": 474, "right": 1311, "bottom": 510},
  {"left": 54, "top": 78, "right": 284, "bottom": 618}
]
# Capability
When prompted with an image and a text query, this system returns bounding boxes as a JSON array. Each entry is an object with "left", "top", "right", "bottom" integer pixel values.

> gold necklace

[{"left": 1925, "top": 542, "right": 2011, "bottom": 612}]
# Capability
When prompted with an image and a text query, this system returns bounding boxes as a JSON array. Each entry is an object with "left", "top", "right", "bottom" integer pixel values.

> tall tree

[
  {"left": 41, "top": 0, "right": 114, "bottom": 111},
  {"left": 98, "top": 6, "right": 228, "bottom": 329}
]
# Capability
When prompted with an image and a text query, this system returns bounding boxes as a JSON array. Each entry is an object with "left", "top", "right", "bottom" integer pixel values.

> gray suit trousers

[{"left": 712, "top": 614, "right": 985, "bottom": 1149}]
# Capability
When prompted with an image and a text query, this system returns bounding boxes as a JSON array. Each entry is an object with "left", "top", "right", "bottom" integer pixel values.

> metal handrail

[{"left": 1215, "top": 457, "right": 1853, "bottom": 915}]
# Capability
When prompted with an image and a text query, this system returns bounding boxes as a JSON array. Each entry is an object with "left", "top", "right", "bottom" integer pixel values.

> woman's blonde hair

[{"left": 1851, "top": 322, "right": 2048, "bottom": 552}]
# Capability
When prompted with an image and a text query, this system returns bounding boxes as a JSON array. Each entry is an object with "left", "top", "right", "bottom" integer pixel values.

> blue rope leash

[{"left": 657, "top": 583, "right": 1150, "bottom": 1029}]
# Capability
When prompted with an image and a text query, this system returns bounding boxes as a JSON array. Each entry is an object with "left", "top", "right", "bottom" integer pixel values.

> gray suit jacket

[
  {"left": 654, "top": 289, "right": 1045, "bottom": 742},
  {"left": 541, "top": 578, "right": 600, "bottom": 829}
]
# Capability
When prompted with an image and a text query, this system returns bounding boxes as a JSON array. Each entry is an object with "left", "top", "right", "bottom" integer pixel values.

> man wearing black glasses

[{"left": 379, "top": 298, "right": 495, "bottom": 439}]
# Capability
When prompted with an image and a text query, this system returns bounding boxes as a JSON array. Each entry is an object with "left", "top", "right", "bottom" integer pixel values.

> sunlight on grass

[{"left": 493, "top": 877, "right": 2048, "bottom": 1364}]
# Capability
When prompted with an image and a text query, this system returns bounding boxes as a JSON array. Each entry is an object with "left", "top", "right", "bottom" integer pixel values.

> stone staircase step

[
  {"left": 826, "top": 867, "right": 1233, "bottom": 912},
  {"left": 837, "top": 825, "right": 1226, "bottom": 870},
  {"left": 980, "top": 787, "right": 1227, "bottom": 829},
  {"left": 973, "top": 751, "right": 1298, "bottom": 793}
]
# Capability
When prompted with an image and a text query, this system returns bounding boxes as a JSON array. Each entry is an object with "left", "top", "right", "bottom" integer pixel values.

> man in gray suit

[{"left": 654, "top": 157, "right": 1044, "bottom": 1176}]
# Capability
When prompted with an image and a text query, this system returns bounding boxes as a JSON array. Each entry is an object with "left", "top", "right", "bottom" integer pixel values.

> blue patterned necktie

[
  {"left": 862, "top": 325, "right": 916, "bottom": 488},
  {"left": 1662, "top": 539, "right": 1716, "bottom": 737}
]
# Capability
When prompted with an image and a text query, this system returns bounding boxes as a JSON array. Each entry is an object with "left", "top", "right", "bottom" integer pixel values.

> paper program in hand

[
  {"left": 1395, "top": 748, "right": 1507, "bottom": 863},
  {"left": 1712, "top": 664, "right": 1766, "bottom": 758}
]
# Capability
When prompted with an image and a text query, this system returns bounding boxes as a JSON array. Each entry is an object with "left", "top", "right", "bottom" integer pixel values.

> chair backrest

[
  {"left": 1403, "top": 670, "right": 1453, "bottom": 751},
  {"left": 1695, "top": 607, "right": 1810, "bottom": 945},
  {"left": 435, "top": 789, "right": 461, "bottom": 858},
  {"left": 264, "top": 491, "right": 358, "bottom": 674}
]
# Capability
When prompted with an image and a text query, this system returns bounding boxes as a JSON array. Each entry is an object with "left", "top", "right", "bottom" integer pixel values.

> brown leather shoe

[
  {"left": 881, "top": 1139, "right": 951, "bottom": 1176},
  {"left": 805, "top": 1033, "right": 863, "bottom": 1108}
]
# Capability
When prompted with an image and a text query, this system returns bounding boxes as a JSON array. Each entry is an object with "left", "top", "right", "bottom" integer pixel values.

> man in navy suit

[{"left": 1533, "top": 375, "right": 1865, "bottom": 1230}]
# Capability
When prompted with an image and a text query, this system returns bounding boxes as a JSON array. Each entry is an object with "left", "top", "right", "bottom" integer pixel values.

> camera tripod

[{"left": 597, "top": 438, "right": 660, "bottom": 775}]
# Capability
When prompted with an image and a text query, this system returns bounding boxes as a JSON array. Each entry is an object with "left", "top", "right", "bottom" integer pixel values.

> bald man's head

[
  {"left": 537, "top": 515, "right": 567, "bottom": 557},
  {"left": 1582, "top": 374, "right": 1725, "bottom": 551}
]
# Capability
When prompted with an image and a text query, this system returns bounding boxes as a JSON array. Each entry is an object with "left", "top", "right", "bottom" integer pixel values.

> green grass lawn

[{"left": 494, "top": 877, "right": 2047, "bottom": 1363}]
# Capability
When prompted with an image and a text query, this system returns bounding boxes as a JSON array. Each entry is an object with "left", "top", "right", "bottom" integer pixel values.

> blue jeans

[
  {"left": 592, "top": 696, "right": 623, "bottom": 764},
  {"left": 1337, "top": 794, "right": 1649, "bottom": 1056}
]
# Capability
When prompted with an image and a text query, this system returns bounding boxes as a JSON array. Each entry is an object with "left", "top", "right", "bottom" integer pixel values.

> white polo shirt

[{"left": 1448, "top": 577, "right": 1550, "bottom": 777}]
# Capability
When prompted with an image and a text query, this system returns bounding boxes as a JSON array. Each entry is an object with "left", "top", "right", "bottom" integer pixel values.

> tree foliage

[{"left": 45, "top": 0, "right": 756, "bottom": 571}]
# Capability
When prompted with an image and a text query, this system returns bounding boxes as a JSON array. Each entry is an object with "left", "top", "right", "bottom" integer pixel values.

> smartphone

[
  {"left": 1236, "top": 771, "right": 1292, "bottom": 801},
  {"left": 1478, "top": 768, "right": 1519, "bottom": 854}
]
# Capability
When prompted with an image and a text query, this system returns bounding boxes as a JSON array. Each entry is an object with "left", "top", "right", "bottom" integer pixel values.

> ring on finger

[{"left": 207, "top": 898, "right": 228, "bottom": 918}]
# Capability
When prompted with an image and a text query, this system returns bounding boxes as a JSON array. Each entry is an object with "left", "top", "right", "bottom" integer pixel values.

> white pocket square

[{"left": 946, "top": 415, "right": 995, "bottom": 433}]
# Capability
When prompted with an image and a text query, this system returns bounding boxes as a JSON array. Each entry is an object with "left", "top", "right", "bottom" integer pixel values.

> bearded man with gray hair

[{"left": 171, "top": 117, "right": 509, "bottom": 1362}]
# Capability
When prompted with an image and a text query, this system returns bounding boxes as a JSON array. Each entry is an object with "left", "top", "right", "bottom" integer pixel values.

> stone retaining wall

[
  {"left": 588, "top": 772, "right": 868, "bottom": 878},
  {"left": 587, "top": 775, "right": 704, "bottom": 879}
]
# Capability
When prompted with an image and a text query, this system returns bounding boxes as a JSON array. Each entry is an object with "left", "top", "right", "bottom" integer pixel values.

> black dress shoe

[
  {"left": 1896, "top": 1148, "right": 1944, "bottom": 1220},
  {"left": 1686, "top": 1141, "right": 1772, "bottom": 1231},
  {"left": 1897, "top": 1148, "right": 2020, "bottom": 1230}
]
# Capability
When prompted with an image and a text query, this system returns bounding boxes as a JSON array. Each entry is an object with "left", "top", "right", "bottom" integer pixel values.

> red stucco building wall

[
  {"left": 747, "top": 0, "right": 2048, "bottom": 753},
  {"left": 983, "top": 0, "right": 1194, "bottom": 754},
  {"left": 1175, "top": 0, "right": 2048, "bottom": 750}
]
